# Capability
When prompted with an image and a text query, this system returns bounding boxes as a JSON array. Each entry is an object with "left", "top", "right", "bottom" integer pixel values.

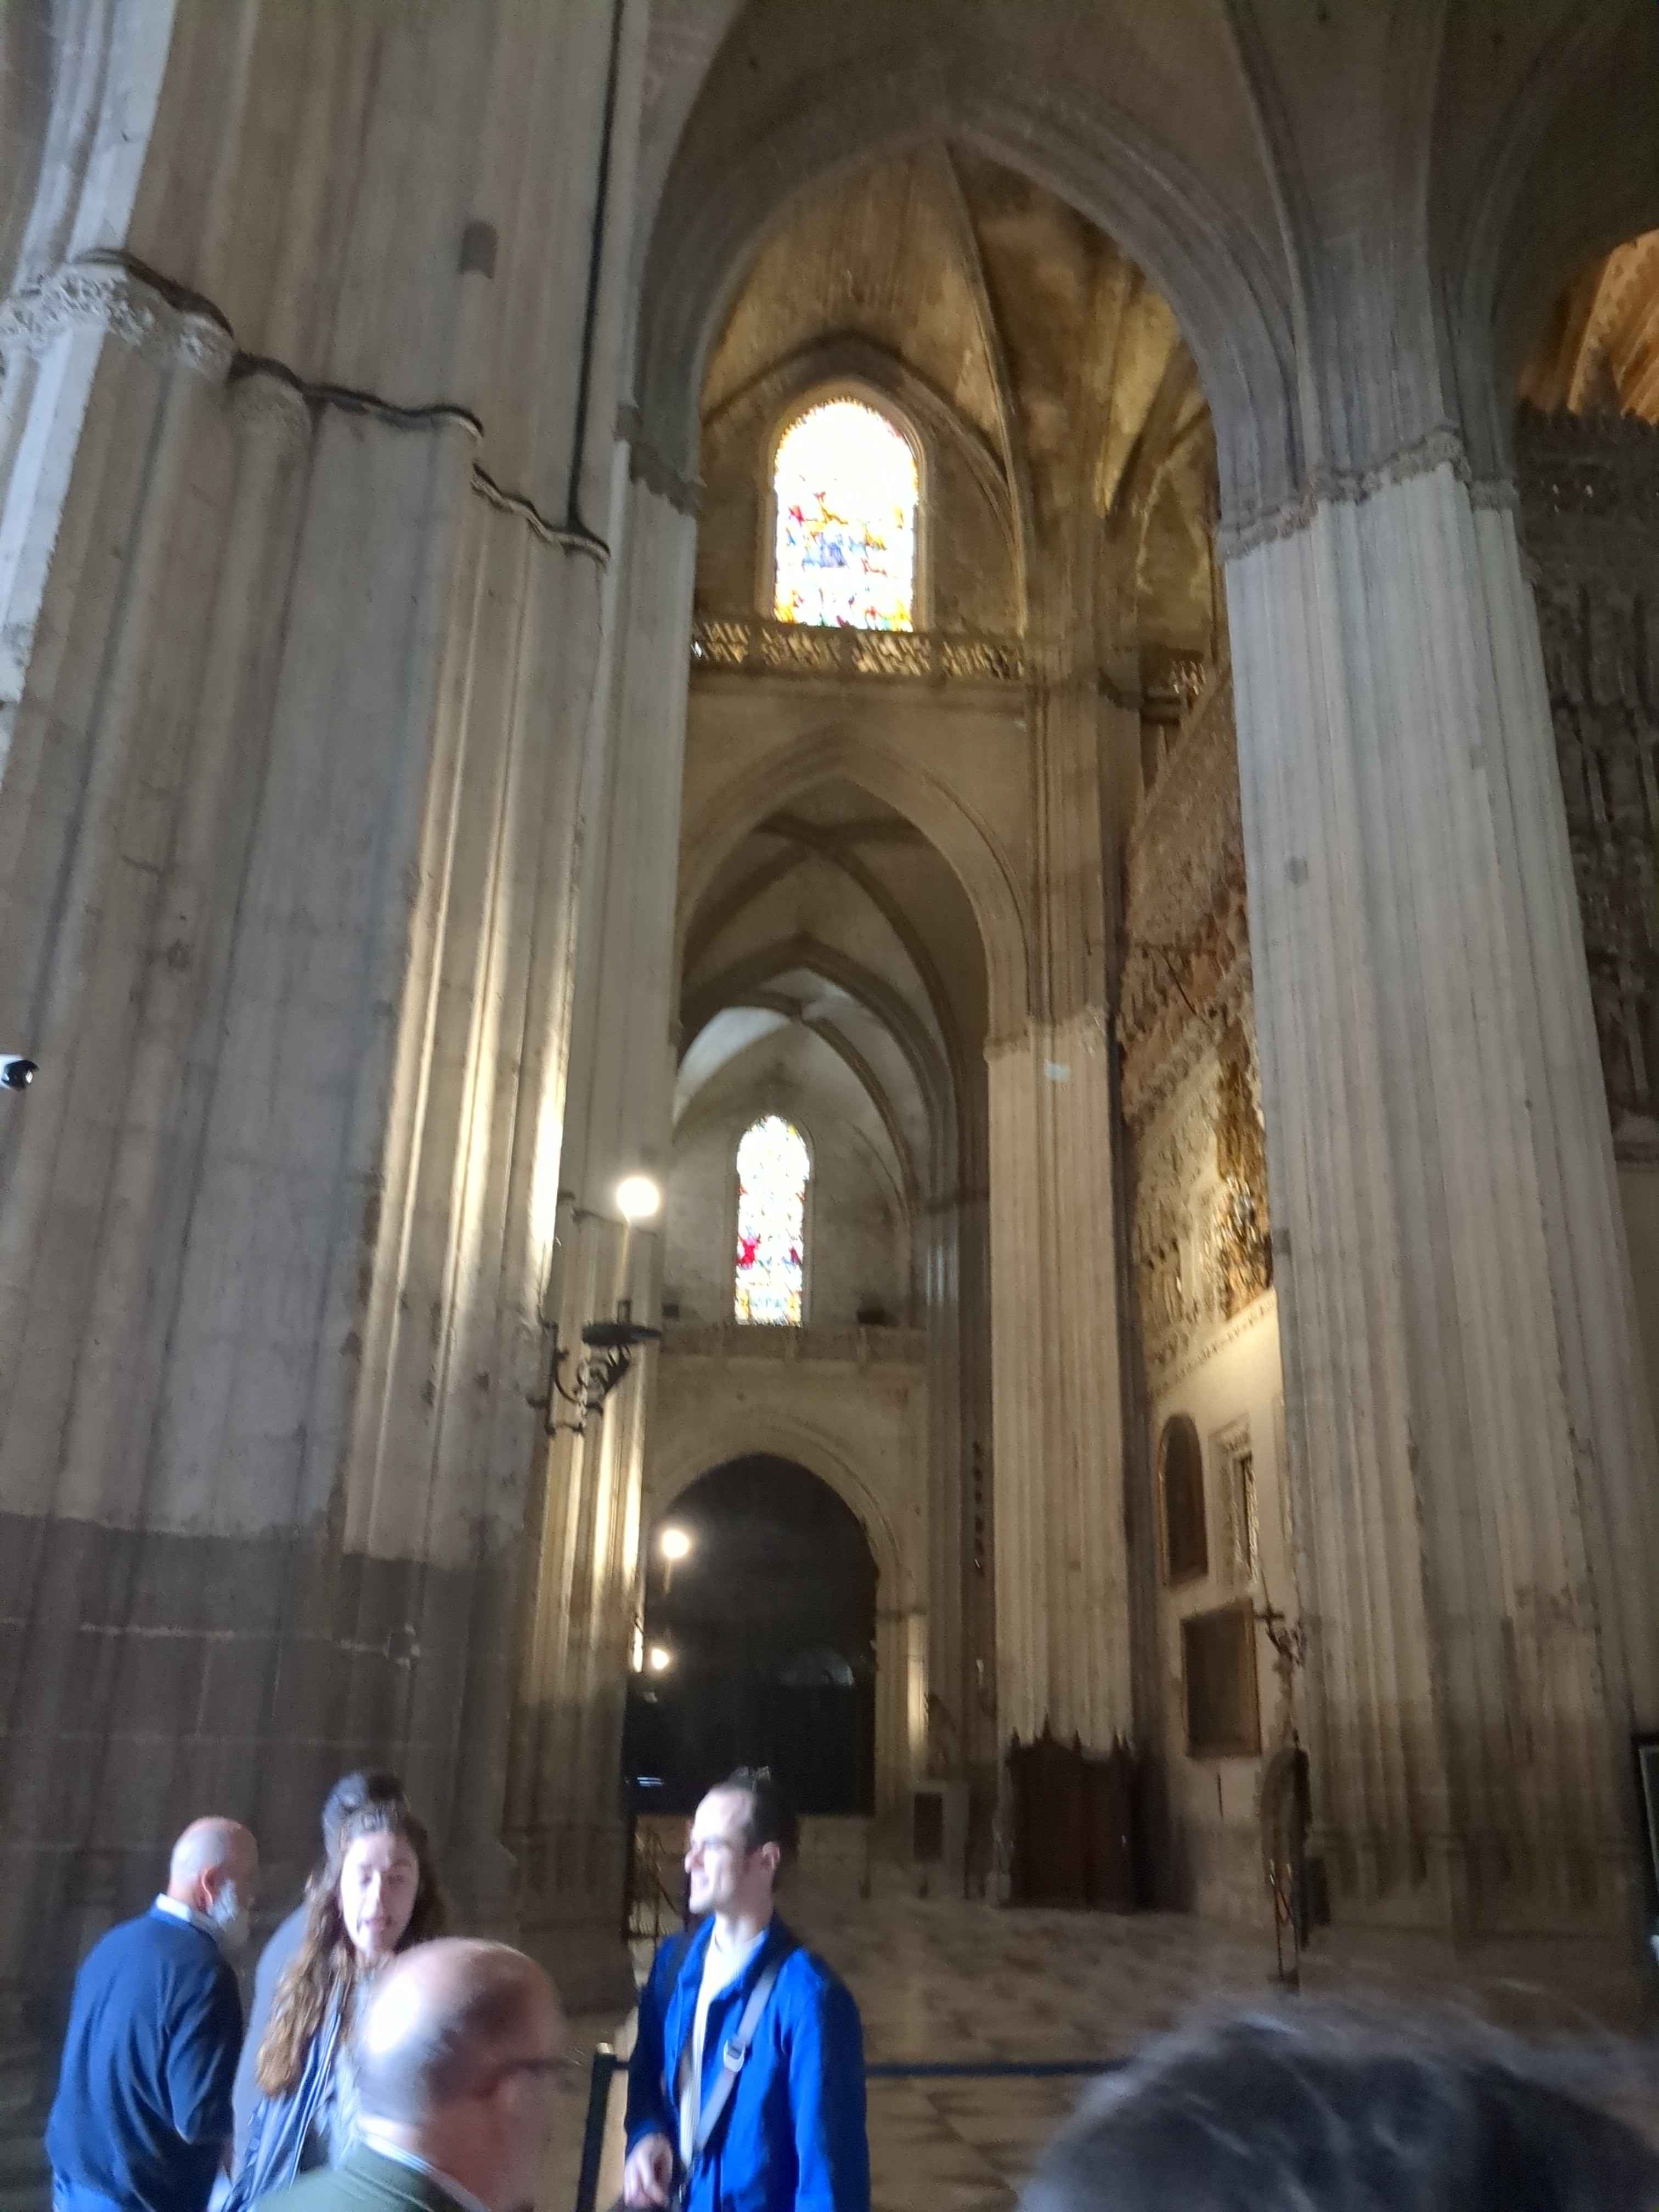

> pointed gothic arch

[{"left": 676, "top": 721, "right": 1031, "bottom": 1043}]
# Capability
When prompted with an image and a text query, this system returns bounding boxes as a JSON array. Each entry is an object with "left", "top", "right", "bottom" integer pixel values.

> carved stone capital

[
  {"left": 1218, "top": 424, "right": 1517, "bottom": 560},
  {"left": 0, "top": 253, "right": 234, "bottom": 382}
]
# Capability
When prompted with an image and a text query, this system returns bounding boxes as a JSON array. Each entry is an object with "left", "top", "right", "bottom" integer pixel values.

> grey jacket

[{"left": 230, "top": 1908, "right": 307, "bottom": 2165}]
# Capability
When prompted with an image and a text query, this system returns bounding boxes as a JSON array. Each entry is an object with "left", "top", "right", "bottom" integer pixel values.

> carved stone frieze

[
  {"left": 690, "top": 608, "right": 1024, "bottom": 683},
  {"left": 1212, "top": 1018, "right": 1273, "bottom": 1317},
  {"left": 1217, "top": 423, "right": 1516, "bottom": 562},
  {"left": 1120, "top": 662, "right": 1273, "bottom": 1385},
  {"left": 0, "top": 253, "right": 235, "bottom": 382},
  {"left": 1129, "top": 1020, "right": 1273, "bottom": 1391},
  {"left": 1119, "top": 669, "right": 1253, "bottom": 1127}
]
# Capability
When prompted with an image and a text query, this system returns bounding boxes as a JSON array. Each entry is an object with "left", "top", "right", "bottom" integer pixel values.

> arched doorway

[{"left": 625, "top": 1455, "right": 878, "bottom": 1818}]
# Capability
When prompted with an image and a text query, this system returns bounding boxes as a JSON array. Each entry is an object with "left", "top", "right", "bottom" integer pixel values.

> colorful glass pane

[
  {"left": 773, "top": 399, "right": 917, "bottom": 631},
  {"left": 734, "top": 1116, "right": 810, "bottom": 1325}
]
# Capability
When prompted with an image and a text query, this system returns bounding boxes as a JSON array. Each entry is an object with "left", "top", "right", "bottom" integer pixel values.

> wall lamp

[{"left": 528, "top": 1173, "right": 663, "bottom": 1440}]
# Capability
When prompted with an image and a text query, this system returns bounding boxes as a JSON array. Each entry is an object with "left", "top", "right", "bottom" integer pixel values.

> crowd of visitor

[{"left": 39, "top": 1767, "right": 1659, "bottom": 2212}]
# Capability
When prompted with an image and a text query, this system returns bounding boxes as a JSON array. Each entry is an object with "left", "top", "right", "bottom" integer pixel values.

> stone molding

[
  {"left": 1218, "top": 422, "right": 1516, "bottom": 561},
  {"left": 0, "top": 251, "right": 235, "bottom": 381},
  {"left": 618, "top": 403, "right": 703, "bottom": 514},
  {"left": 1149, "top": 1284, "right": 1276, "bottom": 1398},
  {"left": 0, "top": 258, "right": 592, "bottom": 562},
  {"left": 471, "top": 465, "right": 610, "bottom": 562},
  {"left": 227, "top": 365, "right": 312, "bottom": 458},
  {"left": 659, "top": 1319, "right": 926, "bottom": 1368}
]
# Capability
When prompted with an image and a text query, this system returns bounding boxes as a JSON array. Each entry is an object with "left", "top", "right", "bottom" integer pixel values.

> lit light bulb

[
  {"left": 647, "top": 1644, "right": 674, "bottom": 1674},
  {"left": 659, "top": 1526, "right": 691, "bottom": 1562},
  {"left": 616, "top": 1174, "right": 662, "bottom": 1225}
]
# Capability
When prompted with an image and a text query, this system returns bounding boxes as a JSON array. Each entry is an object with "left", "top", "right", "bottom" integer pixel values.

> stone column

[
  {"left": 508, "top": 462, "right": 696, "bottom": 2005},
  {"left": 987, "top": 662, "right": 1131, "bottom": 1749},
  {"left": 0, "top": 0, "right": 652, "bottom": 2045},
  {"left": 1224, "top": 448, "right": 1659, "bottom": 1929}
]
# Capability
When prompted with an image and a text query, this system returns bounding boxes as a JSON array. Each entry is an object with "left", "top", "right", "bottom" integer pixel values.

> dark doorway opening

[{"left": 624, "top": 1455, "right": 877, "bottom": 1818}]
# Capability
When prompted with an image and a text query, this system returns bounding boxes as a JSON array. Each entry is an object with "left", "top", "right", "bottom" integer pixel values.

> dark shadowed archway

[{"left": 625, "top": 1455, "right": 878, "bottom": 1818}]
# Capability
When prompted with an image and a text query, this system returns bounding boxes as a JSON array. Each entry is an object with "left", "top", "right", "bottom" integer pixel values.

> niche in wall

[{"left": 1158, "top": 1413, "right": 1208, "bottom": 1584}]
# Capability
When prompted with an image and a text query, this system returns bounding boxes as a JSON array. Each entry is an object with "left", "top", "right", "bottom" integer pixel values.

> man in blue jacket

[
  {"left": 623, "top": 1770, "right": 868, "bottom": 2212},
  {"left": 47, "top": 1816, "right": 259, "bottom": 2212}
]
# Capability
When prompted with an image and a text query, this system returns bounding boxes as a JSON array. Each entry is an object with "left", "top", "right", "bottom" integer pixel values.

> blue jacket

[
  {"left": 625, "top": 1920, "right": 868, "bottom": 2212},
  {"left": 46, "top": 1905, "right": 242, "bottom": 2212}
]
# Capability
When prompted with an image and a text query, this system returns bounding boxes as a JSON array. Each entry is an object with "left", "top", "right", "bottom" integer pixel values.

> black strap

[{"left": 673, "top": 1939, "right": 792, "bottom": 2174}]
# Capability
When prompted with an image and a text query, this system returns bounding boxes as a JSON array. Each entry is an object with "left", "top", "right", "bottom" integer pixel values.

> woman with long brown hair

[{"left": 225, "top": 1796, "right": 446, "bottom": 2209}]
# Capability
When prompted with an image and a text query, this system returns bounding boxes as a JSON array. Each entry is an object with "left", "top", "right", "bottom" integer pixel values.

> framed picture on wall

[
  {"left": 1635, "top": 1733, "right": 1659, "bottom": 1918},
  {"left": 1182, "top": 1599, "right": 1261, "bottom": 1758}
]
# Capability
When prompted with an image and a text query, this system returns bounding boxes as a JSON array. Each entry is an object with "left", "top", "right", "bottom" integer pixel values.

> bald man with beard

[
  {"left": 257, "top": 1940, "right": 567, "bottom": 2212},
  {"left": 48, "top": 1818, "right": 259, "bottom": 2212}
]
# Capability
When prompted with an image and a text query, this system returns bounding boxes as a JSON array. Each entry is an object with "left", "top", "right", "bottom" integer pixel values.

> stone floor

[{"left": 544, "top": 1884, "right": 1659, "bottom": 2212}]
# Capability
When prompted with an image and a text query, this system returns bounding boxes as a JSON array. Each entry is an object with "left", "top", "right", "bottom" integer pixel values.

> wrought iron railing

[
  {"left": 622, "top": 1818, "right": 687, "bottom": 1948},
  {"left": 690, "top": 611, "right": 1025, "bottom": 683}
]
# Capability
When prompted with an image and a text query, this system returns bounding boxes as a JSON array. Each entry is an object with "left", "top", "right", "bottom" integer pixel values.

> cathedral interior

[{"left": 4, "top": 0, "right": 1659, "bottom": 2201}]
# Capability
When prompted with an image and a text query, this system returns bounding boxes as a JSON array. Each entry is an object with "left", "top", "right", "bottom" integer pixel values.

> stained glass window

[
  {"left": 773, "top": 399, "right": 917, "bottom": 631},
  {"left": 735, "top": 1116, "right": 810, "bottom": 1325}
]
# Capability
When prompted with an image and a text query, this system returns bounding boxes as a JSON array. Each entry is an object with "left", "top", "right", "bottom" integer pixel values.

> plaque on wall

[{"left": 1182, "top": 1599, "right": 1261, "bottom": 1758}]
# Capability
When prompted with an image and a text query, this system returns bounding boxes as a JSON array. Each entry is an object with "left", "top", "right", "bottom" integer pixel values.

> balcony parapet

[
  {"left": 659, "top": 1320, "right": 927, "bottom": 1367},
  {"left": 690, "top": 612, "right": 1024, "bottom": 684}
]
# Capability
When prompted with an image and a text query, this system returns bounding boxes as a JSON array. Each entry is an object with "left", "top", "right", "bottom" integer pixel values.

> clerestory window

[
  {"left": 734, "top": 1116, "right": 810, "bottom": 1325},
  {"left": 772, "top": 398, "right": 918, "bottom": 631}
]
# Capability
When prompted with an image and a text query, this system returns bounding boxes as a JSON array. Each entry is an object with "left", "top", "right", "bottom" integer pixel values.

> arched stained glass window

[
  {"left": 735, "top": 1116, "right": 810, "bottom": 1325},
  {"left": 773, "top": 399, "right": 918, "bottom": 631}
]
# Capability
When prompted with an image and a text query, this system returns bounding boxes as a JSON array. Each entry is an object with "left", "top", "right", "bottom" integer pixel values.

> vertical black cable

[{"left": 566, "top": 0, "right": 627, "bottom": 541}]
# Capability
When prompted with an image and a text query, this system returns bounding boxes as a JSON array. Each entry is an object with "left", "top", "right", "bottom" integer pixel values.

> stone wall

[
  {"left": 646, "top": 1327, "right": 930, "bottom": 1813},
  {"left": 1118, "top": 669, "right": 1294, "bottom": 1925},
  {"left": 697, "top": 385, "right": 1017, "bottom": 636},
  {"left": 0, "top": 0, "right": 656, "bottom": 2062},
  {"left": 1119, "top": 424, "right": 1659, "bottom": 1928},
  {"left": 1519, "top": 409, "right": 1659, "bottom": 1435},
  {"left": 665, "top": 1102, "right": 910, "bottom": 1327}
]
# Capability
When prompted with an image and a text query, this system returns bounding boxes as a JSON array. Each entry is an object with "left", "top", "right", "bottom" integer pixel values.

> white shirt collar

[
  {"left": 357, "top": 2132, "right": 494, "bottom": 2212},
  {"left": 153, "top": 1894, "right": 224, "bottom": 1946}
]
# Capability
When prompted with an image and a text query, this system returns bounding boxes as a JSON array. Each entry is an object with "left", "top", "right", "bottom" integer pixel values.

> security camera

[{"left": 1, "top": 1056, "right": 37, "bottom": 1091}]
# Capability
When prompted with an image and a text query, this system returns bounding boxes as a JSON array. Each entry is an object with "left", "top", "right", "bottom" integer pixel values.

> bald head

[
  {"left": 356, "top": 1939, "right": 561, "bottom": 2127},
  {"left": 165, "top": 1817, "right": 257, "bottom": 1952},
  {"left": 168, "top": 1818, "right": 255, "bottom": 1893}
]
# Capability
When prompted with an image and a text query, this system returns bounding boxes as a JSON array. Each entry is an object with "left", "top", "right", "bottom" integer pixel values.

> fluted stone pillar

[
  {"left": 509, "top": 464, "right": 696, "bottom": 2003},
  {"left": 0, "top": 0, "right": 652, "bottom": 2046},
  {"left": 988, "top": 664, "right": 1131, "bottom": 1750},
  {"left": 1225, "top": 449, "right": 1659, "bottom": 1930}
]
